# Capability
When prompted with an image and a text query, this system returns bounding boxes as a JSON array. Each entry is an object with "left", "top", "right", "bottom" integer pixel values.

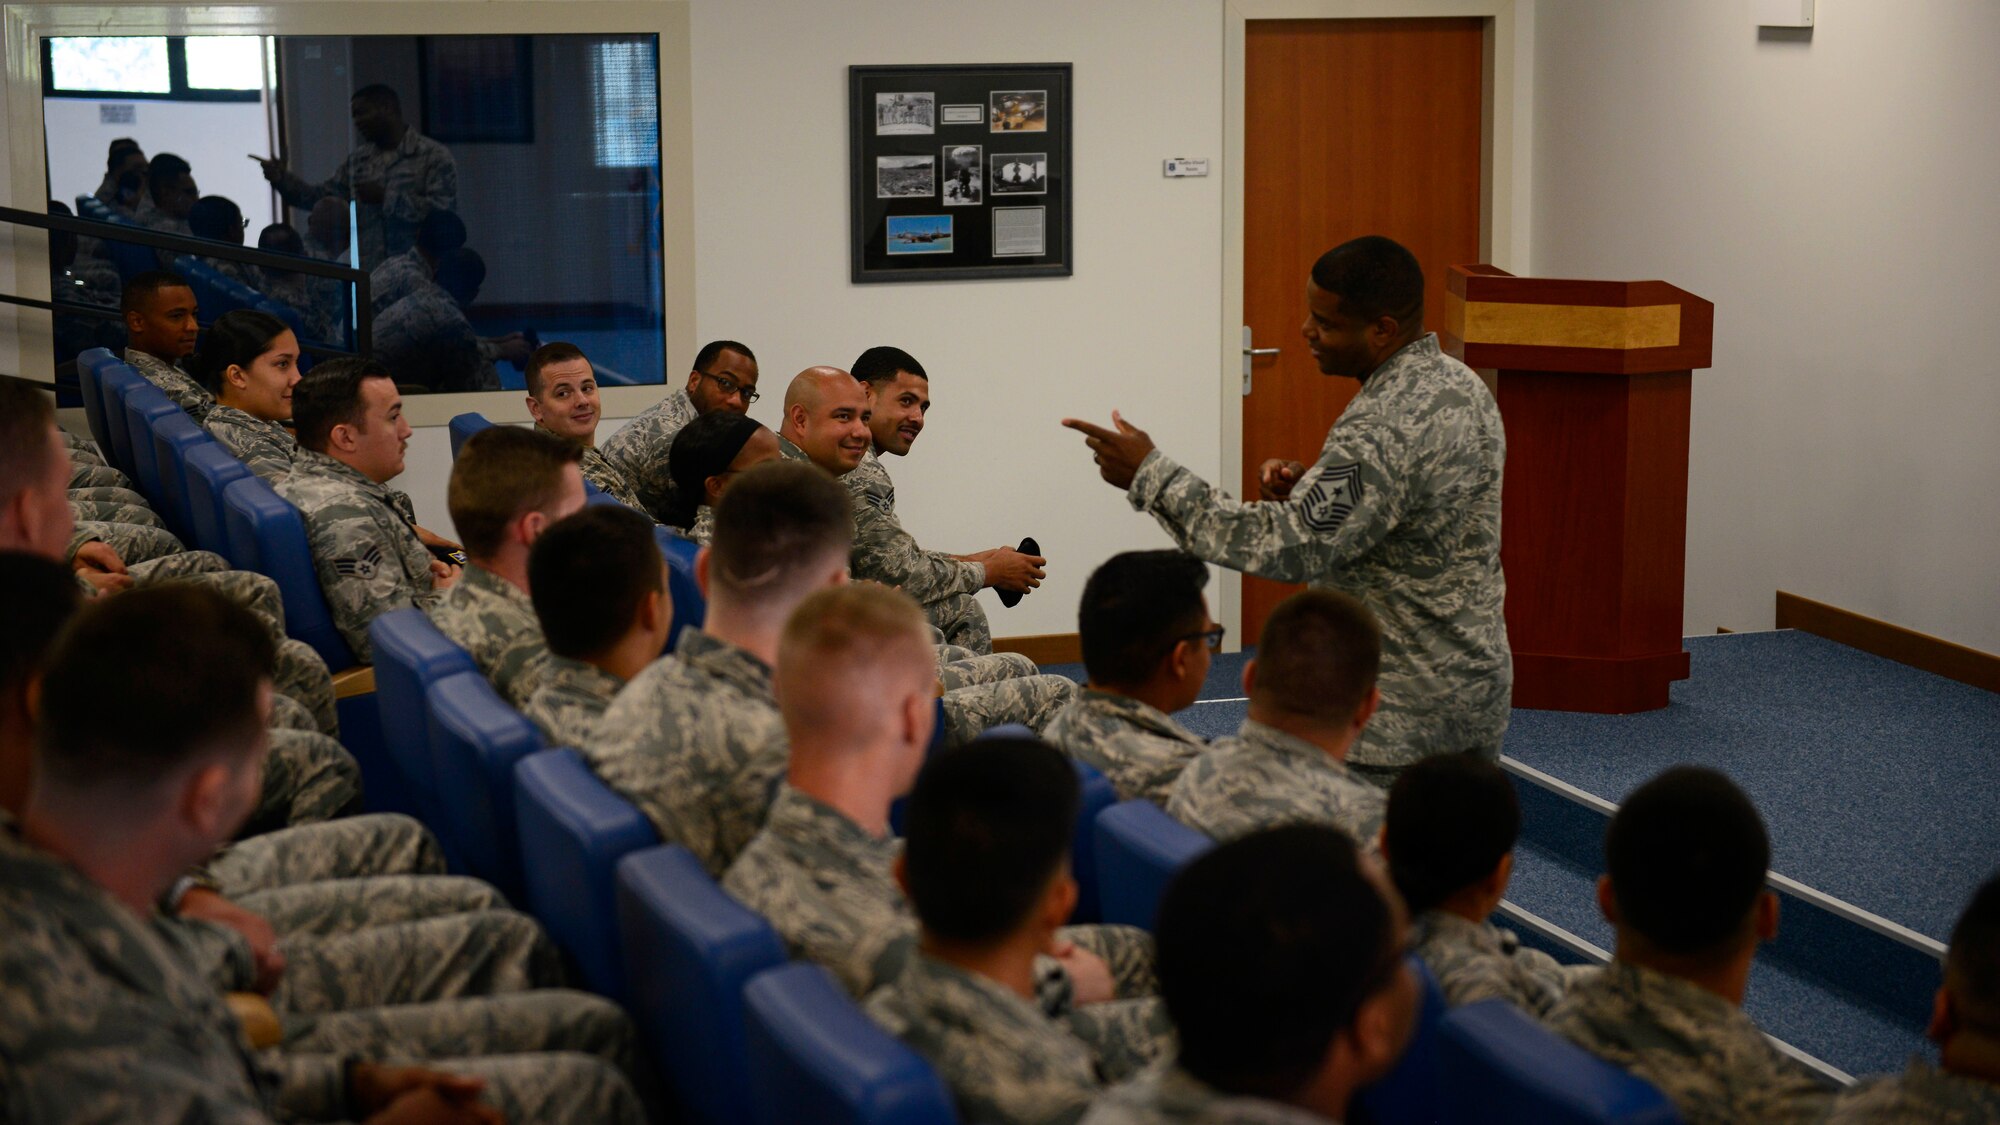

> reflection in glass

[
  {"left": 185, "top": 36, "right": 266, "bottom": 91},
  {"left": 49, "top": 37, "right": 170, "bottom": 94}
]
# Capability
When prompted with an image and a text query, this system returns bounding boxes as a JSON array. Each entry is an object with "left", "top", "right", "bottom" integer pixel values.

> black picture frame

[
  {"left": 418, "top": 36, "right": 534, "bottom": 144},
  {"left": 849, "top": 62, "right": 1072, "bottom": 284}
]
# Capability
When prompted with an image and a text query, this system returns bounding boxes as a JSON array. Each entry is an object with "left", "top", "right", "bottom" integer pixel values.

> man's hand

[
  {"left": 366, "top": 1086, "right": 503, "bottom": 1125},
  {"left": 71, "top": 540, "right": 133, "bottom": 595},
  {"left": 1258, "top": 459, "right": 1308, "bottom": 501},
  {"left": 416, "top": 526, "right": 462, "bottom": 552},
  {"left": 351, "top": 1063, "right": 497, "bottom": 1123},
  {"left": 491, "top": 332, "right": 533, "bottom": 368},
  {"left": 252, "top": 155, "right": 289, "bottom": 184},
  {"left": 430, "top": 560, "right": 462, "bottom": 590},
  {"left": 980, "top": 547, "right": 1046, "bottom": 594},
  {"left": 1060, "top": 412, "right": 1155, "bottom": 492},
  {"left": 354, "top": 180, "right": 387, "bottom": 207},
  {"left": 179, "top": 887, "right": 286, "bottom": 995},
  {"left": 1046, "top": 937, "right": 1115, "bottom": 1006}
]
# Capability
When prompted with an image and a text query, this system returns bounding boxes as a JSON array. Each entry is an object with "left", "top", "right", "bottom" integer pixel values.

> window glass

[
  {"left": 48, "top": 36, "right": 170, "bottom": 94},
  {"left": 185, "top": 36, "right": 265, "bottom": 91},
  {"left": 592, "top": 39, "right": 658, "bottom": 169}
]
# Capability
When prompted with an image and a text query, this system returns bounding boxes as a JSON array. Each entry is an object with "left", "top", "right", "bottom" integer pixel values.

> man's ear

[
  {"left": 1166, "top": 638, "right": 1193, "bottom": 684},
  {"left": 693, "top": 546, "right": 710, "bottom": 598},
  {"left": 685, "top": 370, "right": 703, "bottom": 396},
  {"left": 181, "top": 761, "right": 238, "bottom": 842},
  {"left": 1354, "top": 684, "right": 1382, "bottom": 730},
  {"left": 517, "top": 509, "right": 549, "bottom": 549},
  {"left": 639, "top": 586, "right": 666, "bottom": 635},
  {"left": 1928, "top": 985, "right": 1956, "bottom": 1044},
  {"left": 1754, "top": 889, "right": 1779, "bottom": 942},
  {"left": 892, "top": 851, "right": 912, "bottom": 897},
  {"left": 1240, "top": 658, "right": 1257, "bottom": 698},
  {"left": 1596, "top": 874, "right": 1620, "bottom": 925},
  {"left": 524, "top": 394, "right": 544, "bottom": 424},
  {"left": 123, "top": 308, "right": 144, "bottom": 334},
  {"left": 1479, "top": 851, "right": 1515, "bottom": 902},
  {"left": 1042, "top": 869, "right": 1078, "bottom": 930},
  {"left": 327, "top": 421, "right": 359, "bottom": 455}
]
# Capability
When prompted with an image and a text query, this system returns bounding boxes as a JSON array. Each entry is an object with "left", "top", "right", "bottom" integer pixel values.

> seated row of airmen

[{"left": 0, "top": 274, "right": 1992, "bottom": 1123}]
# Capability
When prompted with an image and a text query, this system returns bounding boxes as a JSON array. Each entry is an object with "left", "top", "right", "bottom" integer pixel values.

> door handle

[{"left": 1240, "top": 326, "right": 1280, "bottom": 396}]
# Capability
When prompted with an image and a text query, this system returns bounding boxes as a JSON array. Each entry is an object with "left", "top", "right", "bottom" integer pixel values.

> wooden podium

[{"left": 1440, "top": 265, "right": 1715, "bottom": 713}]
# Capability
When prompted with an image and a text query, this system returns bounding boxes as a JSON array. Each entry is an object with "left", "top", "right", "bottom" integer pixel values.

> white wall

[
  {"left": 1531, "top": 0, "right": 2000, "bottom": 653},
  {"left": 43, "top": 96, "right": 276, "bottom": 228}
]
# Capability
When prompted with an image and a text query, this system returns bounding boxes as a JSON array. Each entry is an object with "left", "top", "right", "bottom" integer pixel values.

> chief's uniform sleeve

[
  {"left": 382, "top": 146, "right": 457, "bottom": 228},
  {"left": 850, "top": 478, "right": 985, "bottom": 604},
  {"left": 1126, "top": 419, "right": 1410, "bottom": 584},
  {"left": 273, "top": 152, "right": 354, "bottom": 210},
  {"left": 307, "top": 504, "right": 433, "bottom": 663}
]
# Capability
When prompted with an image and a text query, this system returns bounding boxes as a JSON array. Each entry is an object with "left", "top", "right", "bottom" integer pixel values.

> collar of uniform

[
  {"left": 1410, "top": 908, "right": 1505, "bottom": 956},
  {"left": 531, "top": 420, "right": 592, "bottom": 452},
  {"left": 392, "top": 127, "right": 431, "bottom": 158},
  {"left": 1602, "top": 960, "right": 1753, "bottom": 1028},
  {"left": 0, "top": 810, "right": 183, "bottom": 998},
  {"left": 1894, "top": 1060, "right": 2000, "bottom": 1110},
  {"left": 1118, "top": 1061, "right": 1343, "bottom": 1125},
  {"left": 893, "top": 947, "right": 1056, "bottom": 1034},
  {"left": 1078, "top": 688, "right": 1203, "bottom": 744},
  {"left": 1354, "top": 331, "right": 1443, "bottom": 397},
  {"left": 293, "top": 447, "right": 398, "bottom": 499},
  {"left": 765, "top": 783, "right": 899, "bottom": 869},
  {"left": 675, "top": 629, "right": 774, "bottom": 700},
  {"left": 544, "top": 653, "right": 625, "bottom": 697},
  {"left": 209, "top": 403, "right": 294, "bottom": 444},
  {"left": 123, "top": 347, "right": 185, "bottom": 377},
  {"left": 1231, "top": 717, "right": 1344, "bottom": 766},
  {"left": 776, "top": 433, "right": 812, "bottom": 464},
  {"left": 459, "top": 560, "right": 530, "bottom": 605}
]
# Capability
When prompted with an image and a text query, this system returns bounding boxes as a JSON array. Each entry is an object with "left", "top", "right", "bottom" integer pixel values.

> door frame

[{"left": 1215, "top": 0, "right": 1533, "bottom": 645}]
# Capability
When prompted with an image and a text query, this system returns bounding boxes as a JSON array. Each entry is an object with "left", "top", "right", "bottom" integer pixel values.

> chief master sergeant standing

[{"left": 1065, "top": 235, "right": 1509, "bottom": 785}]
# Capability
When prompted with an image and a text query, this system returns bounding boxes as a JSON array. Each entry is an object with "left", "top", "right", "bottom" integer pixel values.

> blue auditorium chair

[
  {"left": 1437, "top": 1000, "right": 1683, "bottom": 1125},
  {"left": 120, "top": 381, "right": 183, "bottom": 513},
  {"left": 1066, "top": 759, "right": 1116, "bottom": 924},
  {"left": 743, "top": 961, "right": 960, "bottom": 1125},
  {"left": 654, "top": 527, "right": 706, "bottom": 648},
  {"left": 75, "top": 347, "right": 121, "bottom": 454},
  {"left": 148, "top": 410, "right": 212, "bottom": 543},
  {"left": 1351, "top": 956, "right": 1448, "bottom": 1125},
  {"left": 74, "top": 197, "right": 157, "bottom": 281},
  {"left": 94, "top": 363, "right": 147, "bottom": 478},
  {"left": 367, "top": 609, "right": 476, "bottom": 824},
  {"left": 513, "top": 748, "right": 659, "bottom": 1001},
  {"left": 614, "top": 844, "right": 788, "bottom": 1125},
  {"left": 1092, "top": 799, "right": 1215, "bottom": 930},
  {"left": 219, "top": 474, "right": 357, "bottom": 671},
  {"left": 425, "top": 669, "right": 544, "bottom": 901},
  {"left": 448, "top": 412, "right": 495, "bottom": 458},
  {"left": 182, "top": 442, "right": 252, "bottom": 557}
]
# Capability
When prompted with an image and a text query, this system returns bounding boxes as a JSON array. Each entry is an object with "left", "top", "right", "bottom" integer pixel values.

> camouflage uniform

[
  {"left": 598, "top": 387, "right": 697, "bottom": 521},
  {"left": 206, "top": 403, "right": 299, "bottom": 483},
  {"left": 69, "top": 496, "right": 166, "bottom": 530},
  {"left": 233, "top": 874, "right": 506, "bottom": 937},
  {"left": 587, "top": 630, "right": 789, "bottom": 875},
  {"left": 373, "top": 281, "right": 495, "bottom": 392},
  {"left": 523, "top": 655, "right": 625, "bottom": 749},
  {"left": 1164, "top": 719, "right": 1384, "bottom": 845},
  {"left": 1548, "top": 961, "right": 1832, "bottom": 1125},
  {"left": 277, "top": 449, "right": 442, "bottom": 663},
  {"left": 1408, "top": 909, "right": 1584, "bottom": 1018},
  {"left": 1082, "top": 1061, "right": 1337, "bottom": 1125},
  {"left": 244, "top": 728, "right": 363, "bottom": 833},
  {"left": 939, "top": 673, "right": 1081, "bottom": 745},
  {"left": 271, "top": 128, "right": 459, "bottom": 268},
  {"left": 1827, "top": 1061, "right": 2000, "bottom": 1123},
  {"left": 124, "top": 347, "right": 214, "bottom": 422},
  {"left": 1045, "top": 690, "right": 1206, "bottom": 804},
  {"left": 206, "top": 813, "right": 445, "bottom": 895},
  {"left": 258, "top": 270, "right": 342, "bottom": 347},
  {"left": 687, "top": 503, "right": 715, "bottom": 544},
  {"left": 534, "top": 422, "right": 647, "bottom": 513},
  {"left": 864, "top": 951, "right": 1104, "bottom": 1125},
  {"left": 72, "top": 516, "right": 184, "bottom": 563},
  {"left": 428, "top": 562, "right": 550, "bottom": 709},
  {"left": 939, "top": 649, "right": 1041, "bottom": 691},
  {"left": 369, "top": 246, "right": 430, "bottom": 312},
  {"left": 846, "top": 450, "right": 993, "bottom": 653},
  {"left": 68, "top": 484, "right": 151, "bottom": 508},
  {"left": 68, "top": 458, "right": 135, "bottom": 491},
  {"left": 1126, "top": 334, "right": 1511, "bottom": 774}
]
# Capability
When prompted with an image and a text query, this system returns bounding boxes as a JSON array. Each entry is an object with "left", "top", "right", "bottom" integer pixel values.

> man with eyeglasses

[
  {"left": 600, "top": 339, "right": 761, "bottom": 522},
  {"left": 1044, "top": 550, "right": 1216, "bottom": 804}
]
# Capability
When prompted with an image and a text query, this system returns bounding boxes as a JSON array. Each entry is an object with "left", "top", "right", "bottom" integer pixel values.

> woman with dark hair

[
  {"left": 192, "top": 309, "right": 303, "bottom": 482},
  {"left": 663, "top": 410, "right": 781, "bottom": 542}
]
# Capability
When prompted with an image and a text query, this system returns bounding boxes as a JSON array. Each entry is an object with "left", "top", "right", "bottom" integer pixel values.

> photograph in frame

[
  {"left": 877, "top": 154, "right": 936, "bottom": 199},
  {"left": 990, "top": 152, "right": 1047, "bottom": 195},
  {"left": 886, "top": 215, "right": 954, "bottom": 255},
  {"left": 989, "top": 90, "right": 1048, "bottom": 132},
  {"left": 941, "top": 103, "right": 984, "bottom": 125},
  {"left": 941, "top": 145, "right": 983, "bottom": 206},
  {"left": 875, "top": 91, "right": 936, "bottom": 135},
  {"left": 992, "top": 206, "right": 1045, "bottom": 257}
]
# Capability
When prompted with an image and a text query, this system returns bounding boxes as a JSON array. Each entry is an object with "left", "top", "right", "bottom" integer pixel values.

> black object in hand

[{"left": 998, "top": 537, "right": 1039, "bottom": 608}]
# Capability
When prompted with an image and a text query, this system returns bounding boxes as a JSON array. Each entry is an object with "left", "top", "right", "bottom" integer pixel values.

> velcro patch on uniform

[
  {"left": 1297, "top": 462, "right": 1362, "bottom": 533},
  {"left": 331, "top": 544, "right": 385, "bottom": 580}
]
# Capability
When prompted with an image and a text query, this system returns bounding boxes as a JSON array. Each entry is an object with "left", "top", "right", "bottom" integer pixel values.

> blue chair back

[
  {"left": 1351, "top": 957, "right": 1448, "bottom": 1125},
  {"left": 425, "top": 669, "right": 543, "bottom": 900},
  {"left": 75, "top": 347, "right": 120, "bottom": 454},
  {"left": 183, "top": 442, "right": 252, "bottom": 557},
  {"left": 654, "top": 527, "right": 706, "bottom": 649},
  {"left": 97, "top": 364, "right": 147, "bottom": 478},
  {"left": 121, "top": 382, "right": 183, "bottom": 512},
  {"left": 1438, "top": 1000, "right": 1683, "bottom": 1125},
  {"left": 514, "top": 748, "right": 659, "bottom": 1001},
  {"left": 219, "top": 474, "right": 357, "bottom": 671},
  {"left": 449, "top": 412, "right": 496, "bottom": 458},
  {"left": 743, "top": 962, "right": 960, "bottom": 1125},
  {"left": 171, "top": 255, "right": 266, "bottom": 322},
  {"left": 1067, "top": 759, "right": 1116, "bottom": 925},
  {"left": 149, "top": 411, "right": 212, "bottom": 542},
  {"left": 367, "top": 609, "right": 476, "bottom": 814},
  {"left": 615, "top": 844, "right": 788, "bottom": 1125},
  {"left": 1092, "top": 800, "right": 1215, "bottom": 930}
]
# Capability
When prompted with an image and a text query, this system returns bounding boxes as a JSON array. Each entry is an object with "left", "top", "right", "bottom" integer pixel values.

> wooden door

[{"left": 1240, "top": 17, "right": 1485, "bottom": 643}]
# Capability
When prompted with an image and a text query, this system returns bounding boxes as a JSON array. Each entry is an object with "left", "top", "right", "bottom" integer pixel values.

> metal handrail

[{"left": 0, "top": 203, "right": 372, "bottom": 352}]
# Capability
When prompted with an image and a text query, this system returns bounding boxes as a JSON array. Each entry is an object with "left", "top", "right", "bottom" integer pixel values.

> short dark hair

[
  {"left": 1948, "top": 874, "right": 2000, "bottom": 1036},
  {"left": 187, "top": 195, "right": 241, "bottom": 242},
  {"left": 351, "top": 83, "right": 402, "bottom": 113},
  {"left": 190, "top": 309, "right": 291, "bottom": 392},
  {"left": 1386, "top": 754, "right": 1519, "bottom": 914},
  {"left": 257, "top": 223, "right": 305, "bottom": 256},
  {"left": 1310, "top": 235, "right": 1425, "bottom": 330},
  {"left": 0, "top": 552, "right": 83, "bottom": 698},
  {"left": 146, "top": 153, "right": 191, "bottom": 201},
  {"left": 1605, "top": 766, "right": 1770, "bottom": 956},
  {"left": 692, "top": 339, "right": 754, "bottom": 373},
  {"left": 851, "top": 346, "right": 927, "bottom": 387},
  {"left": 434, "top": 248, "right": 486, "bottom": 305},
  {"left": 0, "top": 380, "right": 57, "bottom": 502},
  {"left": 292, "top": 356, "right": 392, "bottom": 453},
  {"left": 106, "top": 138, "right": 141, "bottom": 169},
  {"left": 448, "top": 426, "right": 584, "bottom": 560},
  {"left": 120, "top": 269, "right": 191, "bottom": 314},
  {"left": 414, "top": 209, "right": 468, "bottom": 258},
  {"left": 1159, "top": 824, "right": 1400, "bottom": 1098},
  {"left": 525, "top": 341, "right": 590, "bottom": 400},
  {"left": 1078, "top": 550, "right": 1210, "bottom": 687},
  {"left": 665, "top": 410, "right": 764, "bottom": 530},
  {"left": 708, "top": 461, "right": 852, "bottom": 602},
  {"left": 903, "top": 738, "right": 1079, "bottom": 944},
  {"left": 529, "top": 505, "right": 663, "bottom": 660},
  {"left": 1254, "top": 590, "right": 1380, "bottom": 725},
  {"left": 37, "top": 585, "right": 275, "bottom": 791}
]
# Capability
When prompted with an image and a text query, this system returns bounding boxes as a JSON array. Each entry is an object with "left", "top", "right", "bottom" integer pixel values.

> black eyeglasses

[
  {"left": 695, "top": 369, "right": 760, "bottom": 404},
  {"left": 1181, "top": 625, "right": 1226, "bottom": 653}
]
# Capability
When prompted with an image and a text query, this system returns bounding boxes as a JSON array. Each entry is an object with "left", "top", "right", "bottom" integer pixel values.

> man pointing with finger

[{"left": 1064, "top": 236, "right": 1510, "bottom": 786}]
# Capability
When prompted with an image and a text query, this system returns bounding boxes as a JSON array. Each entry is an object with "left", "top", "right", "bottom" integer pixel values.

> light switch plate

[{"left": 1756, "top": 0, "right": 1814, "bottom": 28}]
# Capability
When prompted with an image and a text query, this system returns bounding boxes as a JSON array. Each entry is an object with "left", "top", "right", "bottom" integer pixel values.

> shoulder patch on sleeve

[
  {"left": 330, "top": 543, "right": 386, "bottom": 580},
  {"left": 1297, "top": 462, "right": 1362, "bottom": 533}
]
